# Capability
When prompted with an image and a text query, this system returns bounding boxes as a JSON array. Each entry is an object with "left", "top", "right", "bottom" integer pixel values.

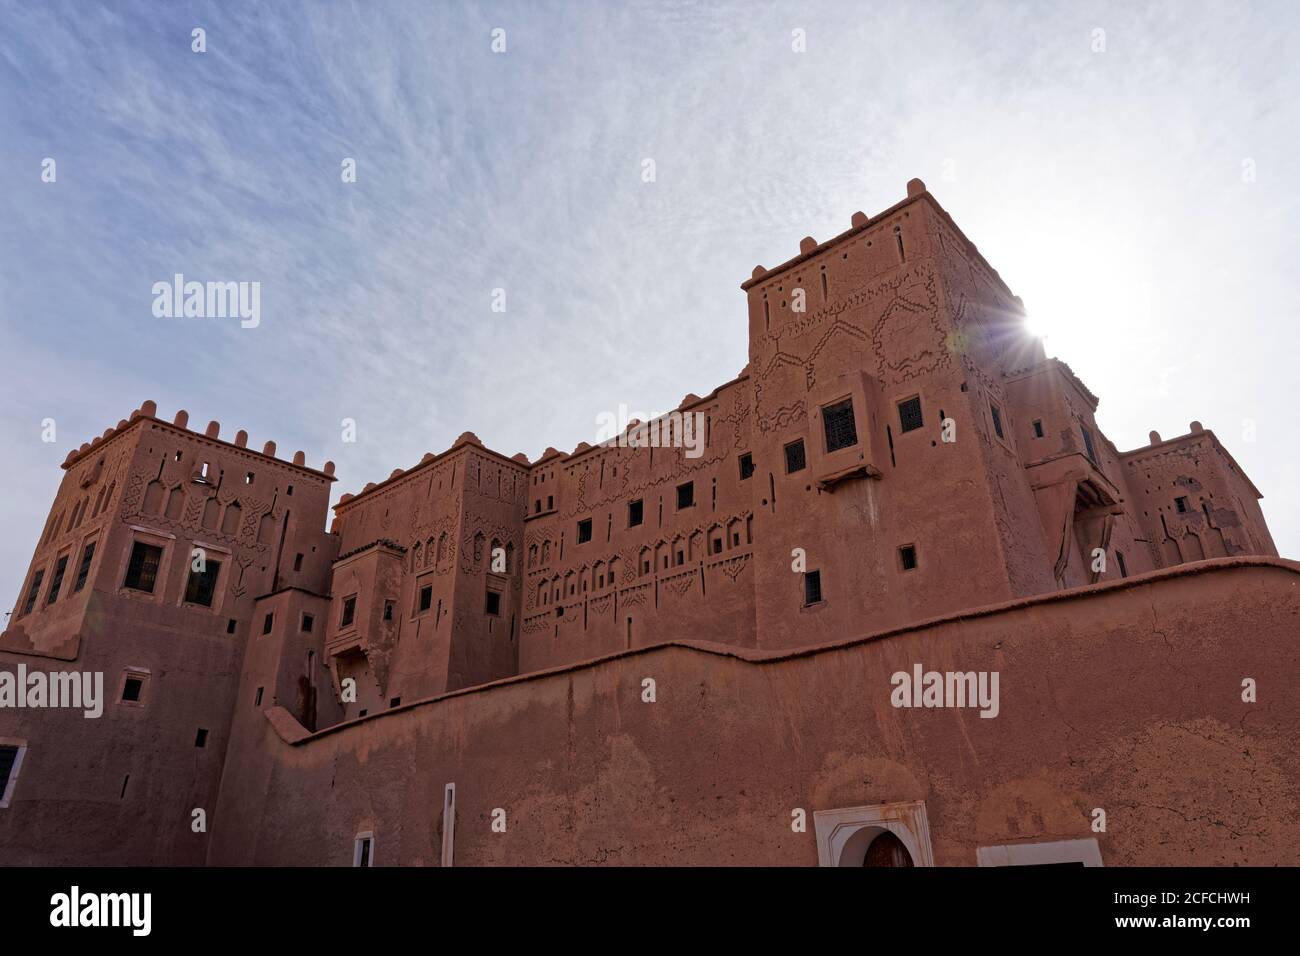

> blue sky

[{"left": 1, "top": 0, "right": 1297, "bottom": 602}]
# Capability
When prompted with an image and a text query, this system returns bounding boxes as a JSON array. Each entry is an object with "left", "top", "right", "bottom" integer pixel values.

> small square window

[
  {"left": 899, "top": 545, "right": 918, "bottom": 571},
  {"left": 485, "top": 590, "right": 501, "bottom": 616},
  {"left": 1175, "top": 496, "right": 1188, "bottom": 514},
  {"left": 898, "top": 397, "right": 924, "bottom": 433},
  {"left": 244, "top": 472, "right": 254, "bottom": 485},
  {"left": 628, "top": 499, "right": 644, "bottom": 527},
  {"left": 301, "top": 613, "right": 314, "bottom": 633},
  {"left": 784, "top": 439, "right": 806, "bottom": 474},
  {"left": 1032, "top": 419, "right": 1044, "bottom": 438},
  {"left": 822, "top": 399, "right": 858, "bottom": 452},
  {"left": 990, "top": 404, "right": 1004, "bottom": 440},
  {"left": 121, "top": 676, "right": 144, "bottom": 702},
  {"left": 194, "top": 728, "right": 208, "bottom": 748},
  {"left": 389, "top": 697, "right": 402, "bottom": 708},
  {"left": 676, "top": 482, "right": 694, "bottom": 510},
  {"left": 341, "top": 595, "right": 357, "bottom": 627},
  {"left": 419, "top": 586, "right": 433, "bottom": 613},
  {"left": 738, "top": 453, "right": 754, "bottom": 480},
  {"left": 803, "top": 570, "right": 822, "bottom": 605},
  {"left": 577, "top": 518, "right": 592, "bottom": 543},
  {"left": 261, "top": 612, "right": 274, "bottom": 635}
]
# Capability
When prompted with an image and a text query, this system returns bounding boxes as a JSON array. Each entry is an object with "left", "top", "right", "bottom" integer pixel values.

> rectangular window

[
  {"left": 676, "top": 482, "right": 694, "bottom": 510},
  {"left": 822, "top": 399, "right": 858, "bottom": 452},
  {"left": 577, "top": 518, "right": 592, "bottom": 543},
  {"left": 261, "top": 613, "right": 273, "bottom": 635},
  {"left": 121, "top": 676, "right": 144, "bottom": 702},
  {"left": 738, "top": 453, "right": 754, "bottom": 480},
  {"left": 390, "top": 697, "right": 401, "bottom": 708},
  {"left": 1116, "top": 550, "right": 1128, "bottom": 578},
  {"left": 73, "top": 541, "right": 96, "bottom": 592},
  {"left": 418, "top": 586, "right": 433, "bottom": 613},
  {"left": 227, "top": 618, "right": 237, "bottom": 634},
  {"left": 194, "top": 728, "right": 208, "bottom": 748},
  {"left": 1174, "top": 496, "right": 1188, "bottom": 514},
  {"left": 123, "top": 542, "right": 163, "bottom": 593},
  {"left": 341, "top": 595, "right": 357, "bottom": 627},
  {"left": 45, "top": 555, "right": 69, "bottom": 605},
  {"left": 255, "top": 687, "right": 264, "bottom": 706},
  {"left": 990, "top": 404, "right": 1004, "bottom": 440},
  {"left": 803, "top": 570, "right": 822, "bottom": 605},
  {"left": 301, "top": 613, "right": 314, "bottom": 633},
  {"left": 354, "top": 835, "right": 374, "bottom": 868},
  {"left": 485, "top": 590, "right": 501, "bottom": 616},
  {"left": 0, "top": 744, "right": 23, "bottom": 807},
  {"left": 784, "top": 439, "right": 806, "bottom": 473},
  {"left": 183, "top": 558, "right": 222, "bottom": 607},
  {"left": 21, "top": 570, "right": 44, "bottom": 616},
  {"left": 898, "top": 397, "right": 924, "bottom": 433},
  {"left": 899, "top": 544, "right": 918, "bottom": 571},
  {"left": 628, "top": 499, "right": 644, "bottom": 527},
  {"left": 1032, "top": 419, "right": 1044, "bottom": 439},
  {"left": 383, "top": 601, "right": 394, "bottom": 621},
  {"left": 1081, "top": 425, "right": 1097, "bottom": 463},
  {"left": 293, "top": 553, "right": 304, "bottom": 571}
]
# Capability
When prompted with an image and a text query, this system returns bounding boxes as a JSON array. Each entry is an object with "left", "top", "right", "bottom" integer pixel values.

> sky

[{"left": 1, "top": 0, "right": 1296, "bottom": 603}]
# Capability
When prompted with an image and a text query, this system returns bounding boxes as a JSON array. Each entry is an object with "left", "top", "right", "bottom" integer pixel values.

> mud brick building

[{"left": 2, "top": 180, "right": 1292, "bottom": 866}]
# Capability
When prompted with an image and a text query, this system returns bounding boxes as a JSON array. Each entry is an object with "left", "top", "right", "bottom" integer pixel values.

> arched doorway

[{"left": 863, "top": 830, "right": 914, "bottom": 867}]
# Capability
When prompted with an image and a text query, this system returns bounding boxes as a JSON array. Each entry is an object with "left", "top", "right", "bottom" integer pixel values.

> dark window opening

[
  {"left": 383, "top": 600, "right": 394, "bottom": 621},
  {"left": 1174, "top": 496, "right": 1188, "bottom": 514},
  {"left": 194, "top": 728, "right": 208, "bottom": 748},
  {"left": 418, "top": 586, "right": 433, "bottom": 613},
  {"left": 123, "top": 542, "right": 163, "bottom": 593},
  {"left": 21, "top": 571, "right": 44, "bottom": 616},
  {"left": 121, "top": 676, "right": 144, "bottom": 702},
  {"left": 357, "top": 837, "right": 372, "bottom": 867},
  {"left": 341, "top": 595, "right": 357, "bottom": 626},
  {"left": 261, "top": 613, "right": 274, "bottom": 635},
  {"left": 676, "top": 482, "right": 695, "bottom": 509},
  {"left": 485, "top": 590, "right": 501, "bottom": 616},
  {"left": 628, "top": 499, "right": 644, "bottom": 527},
  {"left": 1081, "top": 425, "right": 1097, "bottom": 463},
  {"left": 784, "top": 439, "right": 806, "bottom": 473},
  {"left": 577, "top": 518, "right": 592, "bottom": 543},
  {"left": 822, "top": 399, "right": 858, "bottom": 452},
  {"left": 74, "top": 542, "right": 96, "bottom": 592},
  {"left": 1117, "top": 550, "right": 1128, "bottom": 578},
  {"left": 898, "top": 397, "right": 923, "bottom": 433},
  {"left": 301, "top": 613, "right": 314, "bottom": 633},
  {"left": 991, "top": 404, "right": 1004, "bottom": 440},
  {"left": 803, "top": 570, "right": 822, "bottom": 605},
  {"left": 712, "top": 537, "right": 723, "bottom": 554},
  {"left": 0, "top": 745, "right": 20, "bottom": 798},
  {"left": 184, "top": 558, "right": 222, "bottom": 607},
  {"left": 389, "top": 697, "right": 401, "bottom": 708},
  {"left": 293, "top": 553, "right": 304, "bottom": 571},
  {"left": 1032, "top": 419, "right": 1044, "bottom": 438},
  {"left": 547, "top": 495, "right": 554, "bottom": 510},
  {"left": 738, "top": 453, "right": 755, "bottom": 480},
  {"left": 226, "top": 618, "right": 237, "bottom": 634},
  {"left": 899, "top": 545, "right": 918, "bottom": 571},
  {"left": 255, "top": 687, "right": 264, "bottom": 707},
  {"left": 45, "top": 555, "right": 69, "bottom": 605}
]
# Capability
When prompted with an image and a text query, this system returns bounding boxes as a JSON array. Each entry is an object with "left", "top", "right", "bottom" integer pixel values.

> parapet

[{"left": 60, "top": 401, "right": 337, "bottom": 480}]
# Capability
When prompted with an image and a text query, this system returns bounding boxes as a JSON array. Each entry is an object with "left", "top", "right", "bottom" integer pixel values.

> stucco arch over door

[{"left": 813, "top": 800, "right": 934, "bottom": 867}]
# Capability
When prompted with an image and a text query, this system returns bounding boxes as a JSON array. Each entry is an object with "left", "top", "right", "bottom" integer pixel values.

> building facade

[{"left": 0, "top": 181, "right": 1289, "bottom": 866}]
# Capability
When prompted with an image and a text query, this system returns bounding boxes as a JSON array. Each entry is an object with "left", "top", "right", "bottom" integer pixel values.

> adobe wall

[{"left": 205, "top": 559, "right": 1300, "bottom": 866}]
